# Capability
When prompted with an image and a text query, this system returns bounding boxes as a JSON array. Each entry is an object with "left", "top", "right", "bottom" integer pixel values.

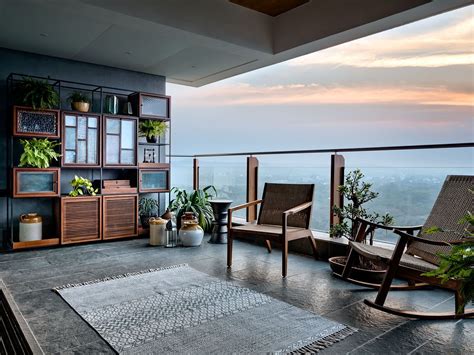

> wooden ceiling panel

[{"left": 230, "top": 0, "right": 310, "bottom": 17}]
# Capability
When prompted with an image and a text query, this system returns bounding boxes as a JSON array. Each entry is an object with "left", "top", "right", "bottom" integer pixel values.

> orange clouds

[{"left": 174, "top": 83, "right": 473, "bottom": 107}]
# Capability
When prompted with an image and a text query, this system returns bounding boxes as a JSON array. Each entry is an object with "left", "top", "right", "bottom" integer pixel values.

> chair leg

[
  {"left": 307, "top": 234, "right": 318, "bottom": 260},
  {"left": 455, "top": 290, "right": 466, "bottom": 316},
  {"left": 227, "top": 234, "right": 233, "bottom": 269},
  {"left": 265, "top": 240, "right": 272, "bottom": 253},
  {"left": 341, "top": 247, "right": 358, "bottom": 279},
  {"left": 282, "top": 239, "right": 288, "bottom": 277}
]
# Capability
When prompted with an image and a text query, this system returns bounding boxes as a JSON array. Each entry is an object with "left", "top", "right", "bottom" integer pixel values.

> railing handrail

[{"left": 171, "top": 142, "right": 474, "bottom": 158}]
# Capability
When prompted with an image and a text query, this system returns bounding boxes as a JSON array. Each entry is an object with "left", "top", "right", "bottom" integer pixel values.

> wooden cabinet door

[
  {"left": 103, "top": 116, "right": 137, "bottom": 167},
  {"left": 61, "top": 196, "right": 101, "bottom": 244},
  {"left": 103, "top": 195, "right": 138, "bottom": 240},
  {"left": 62, "top": 112, "right": 101, "bottom": 167}
]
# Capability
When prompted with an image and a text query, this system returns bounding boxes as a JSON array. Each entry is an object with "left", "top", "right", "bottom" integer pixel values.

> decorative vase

[
  {"left": 104, "top": 95, "right": 119, "bottom": 114},
  {"left": 179, "top": 212, "right": 204, "bottom": 247},
  {"left": 72, "top": 101, "right": 90, "bottom": 112},
  {"left": 19, "top": 213, "right": 42, "bottom": 242},
  {"left": 146, "top": 136, "right": 157, "bottom": 143}
]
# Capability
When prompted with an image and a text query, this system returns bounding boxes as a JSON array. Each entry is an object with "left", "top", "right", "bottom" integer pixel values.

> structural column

[
  {"left": 193, "top": 158, "right": 199, "bottom": 190},
  {"left": 246, "top": 156, "right": 259, "bottom": 222},
  {"left": 330, "top": 153, "right": 345, "bottom": 230}
]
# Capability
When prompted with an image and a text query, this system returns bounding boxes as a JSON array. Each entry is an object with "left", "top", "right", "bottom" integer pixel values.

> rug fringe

[
  {"left": 52, "top": 263, "right": 189, "bottom": 291},
  {"left": 290, "top": 326, "right": 357, "bottom": 354}
]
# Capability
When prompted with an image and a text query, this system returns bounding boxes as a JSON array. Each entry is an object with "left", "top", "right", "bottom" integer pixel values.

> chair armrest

[
  {"left": 394, "top": 229, "right": 471, "bottom": 246},
  {"left": 228, "top": 199, "right": 263, "bottom": 213},
  {"left": 283, "top": 201, "right": 312, "bottom": 216},
  {"left": 355, "top": 217, "right": 423, "bottom": 232}
]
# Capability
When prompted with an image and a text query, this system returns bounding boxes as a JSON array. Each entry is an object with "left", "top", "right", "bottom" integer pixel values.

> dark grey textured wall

[{"left": 0, "top": 47, "right": 166, "bottom": 247}]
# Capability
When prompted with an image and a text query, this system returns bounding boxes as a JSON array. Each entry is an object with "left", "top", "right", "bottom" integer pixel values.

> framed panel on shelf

[
  {"left": 13, "top": 106, "right": 60, "bottom": 138},
  {"left": 103, "top": 195, "right": 138, "bottom": 240},
  {"left": 129, "top": 92, "right": 170, "bottom": 119},
  {"left": 61, "top": 196, "right": 102, "bottom": 244},
  {"left": 139, "top": 169, "right": 170, "bottom": 193},
  {"left": 103, "top": 115, "right": 138, "bottom": 167},
  {"left": 12, "top": 167, "right": 60, "bottom": 198},
  {"left": 61, "top": 112, "right": 101, "bottom": 167}
]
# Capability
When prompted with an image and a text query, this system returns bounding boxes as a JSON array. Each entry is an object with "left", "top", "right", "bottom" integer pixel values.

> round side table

[{"left": 208, "top": 199, "right": 232, "bottom": 244}]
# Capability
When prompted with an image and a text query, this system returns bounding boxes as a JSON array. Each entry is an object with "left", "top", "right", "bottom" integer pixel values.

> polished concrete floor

[{"left": 0, "top": 236, "right": 472, "bottom": 354}]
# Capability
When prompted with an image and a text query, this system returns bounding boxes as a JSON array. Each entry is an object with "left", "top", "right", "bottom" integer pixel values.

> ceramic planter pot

[
  {"left": 72, "top": 101, "right": 90, "bottom": 112},
  {"left": 329, "top": 256, "right": 386, "bottom": 284},
  {"left": 179, "top": 212, "right": 204, "bottom": 247},
  {"left": 146, "top": 136, "right": 157, "bottom": 143}
]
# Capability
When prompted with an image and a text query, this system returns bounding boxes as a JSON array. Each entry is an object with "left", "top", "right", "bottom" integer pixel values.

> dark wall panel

[{"left": 0, "top": 47, "right": 166, "bottom": 246}]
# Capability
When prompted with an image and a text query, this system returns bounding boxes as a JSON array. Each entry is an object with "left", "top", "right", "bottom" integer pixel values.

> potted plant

[
  {"left": 68, "top": 91, "right": 91, "bottom": 112},
  {"left": 329, "top": 169, "right": 394, "bottom": 282},
  {"left": 14, "top": 77, "right": 59, "bottom": 110},
  {"left": 69, "top": 175, "right": 98, "bottom": 197},
  {"left": 139, "top": 120, "right": 168, "bottom": 143},
  {"left": 422, "top": 192, "right": 474, "bottom": 313},
  {"left": 19, "top": 138, "right": 61, "bottom": 168},
  {"left": 139, "top": 197, "right": 159, "bottom": 228},
  {"left": 168, "top": 185, "right": 216, "bottom": 242}
]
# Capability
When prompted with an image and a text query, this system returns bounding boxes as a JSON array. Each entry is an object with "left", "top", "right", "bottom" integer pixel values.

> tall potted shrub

[{"left": 329, "top": 169, "right": 394, "bottom": 281}]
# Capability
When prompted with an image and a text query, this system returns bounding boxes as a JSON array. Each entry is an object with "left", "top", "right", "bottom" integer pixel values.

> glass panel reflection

[
  {"left": 106, "top": 135, "right": 119, "bottom": 164},
  {"left": 19, "top": 172, "right": 54, "bottom": 193},
  {"left": 121, "top": 149, "right": 135, "bottom": 165},
  {"left": 142, "top": 171, "right": 167, "bottom": 190},
  {"left": 65, "top": 127, "right": 76, "bottom": 150},
  {"left": 87, "top": 129, "right": 97, "bottom": 164},
  {"left": 65, "top": 115, "right": 76, "bottom": 127},
  {"left": 106, "top": 118, "right": 120, "bottom": 134},
  {"left": 121, "top": 120, "right": 135, "bottom": 149}
]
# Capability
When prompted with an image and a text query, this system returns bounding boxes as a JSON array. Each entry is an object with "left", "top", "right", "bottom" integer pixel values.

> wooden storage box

[
  {"left": 103, "top": 195, "right": 138, "bottom": 240},
  {"left": 61, "top": 196, "right": 102, "bottom": 244}
]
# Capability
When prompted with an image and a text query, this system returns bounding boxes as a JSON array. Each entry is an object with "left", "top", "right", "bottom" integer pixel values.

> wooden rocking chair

[
  {"left": 227, "top": 183, "right": 318, "bottom": 277},
  {"left": 341, "top": 175, "right": 473, "bottom": 319}
]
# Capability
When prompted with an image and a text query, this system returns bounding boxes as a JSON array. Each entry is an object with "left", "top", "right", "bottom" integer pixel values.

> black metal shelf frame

[{"left": 4, "top": 73, "right": 172, "bottom": 250}]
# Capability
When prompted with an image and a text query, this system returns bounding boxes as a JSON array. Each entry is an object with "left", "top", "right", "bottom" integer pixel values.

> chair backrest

[
  {"left": 257, "top": 183, "right": 314, "bottom": 228},
  {"left": 406, "top": 175, "right": 473, "bottom": 265}
]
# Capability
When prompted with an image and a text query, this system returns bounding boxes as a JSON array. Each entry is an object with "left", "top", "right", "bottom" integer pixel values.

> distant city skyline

[{"left": 168, "top": 6, "right": 473, "bottom": 167}]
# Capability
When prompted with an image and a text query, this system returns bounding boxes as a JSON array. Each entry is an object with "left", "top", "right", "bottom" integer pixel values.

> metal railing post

[
  {"left": 246, "top": 156, "right": 259, "bottom": 222},
  {"left": 330, "top": 153, "right": 345, "bottom": 231},
  {"left": 193, "top": 158, "right": 199, "bottom": 190}
]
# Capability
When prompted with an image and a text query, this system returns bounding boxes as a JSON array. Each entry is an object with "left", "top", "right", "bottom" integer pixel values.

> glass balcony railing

[{"left": 170, "top": 143, "right": 474, "bottom": 245}]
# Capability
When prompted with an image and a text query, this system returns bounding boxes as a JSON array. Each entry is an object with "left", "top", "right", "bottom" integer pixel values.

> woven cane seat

[{"left": 349, "top": 242, "right": 438, "bottom": 272}]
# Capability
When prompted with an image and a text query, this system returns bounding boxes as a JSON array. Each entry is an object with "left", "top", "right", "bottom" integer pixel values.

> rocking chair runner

[
  {"left": 227, "top": 183, "right": 318, "bottom": 277},
  {"left": 341, "top": 175, "right": 473, "bottom": 319}
]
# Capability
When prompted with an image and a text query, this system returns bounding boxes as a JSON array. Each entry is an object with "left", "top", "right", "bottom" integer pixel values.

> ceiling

[{"left": 0, "top": 0, "right": 470, "bottom": 87}]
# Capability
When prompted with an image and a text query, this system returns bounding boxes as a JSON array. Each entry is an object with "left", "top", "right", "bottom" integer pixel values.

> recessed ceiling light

[
  {"left": 191, "top": 65, "right": 196, "bottom": 68},
  {"left": 39, "top": 33, "right": 48, "bottom": 37},
  {"left": 125, "top": 51, "right": 132, "bottom": 55}
]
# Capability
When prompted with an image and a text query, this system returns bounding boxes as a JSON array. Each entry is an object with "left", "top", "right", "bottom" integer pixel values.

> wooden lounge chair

[
  {"left": 227, "top": 183, "right": 318, "bottom": 277},
  {"left": 341, "top": 175, "right": 473, "bottom": 319}
]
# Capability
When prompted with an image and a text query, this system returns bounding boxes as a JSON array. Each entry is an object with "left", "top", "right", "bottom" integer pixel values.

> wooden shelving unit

[{"left": 4, "top": 73, "right": 171, "bottom": 250}]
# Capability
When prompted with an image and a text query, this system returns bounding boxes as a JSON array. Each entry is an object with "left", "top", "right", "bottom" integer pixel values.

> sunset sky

[{"left": 168, "top": 6, "right": 473, "bottom": 167}]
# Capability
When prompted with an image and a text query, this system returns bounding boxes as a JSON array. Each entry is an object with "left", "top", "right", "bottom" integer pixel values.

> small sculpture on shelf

[{"left": 143, "top": 148, "right": 156, "bottom": 163}]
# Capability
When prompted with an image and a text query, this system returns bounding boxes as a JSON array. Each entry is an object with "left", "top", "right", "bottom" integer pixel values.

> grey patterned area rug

[{"left": 54, "top": 264, "right": 355, "bottom": 354}]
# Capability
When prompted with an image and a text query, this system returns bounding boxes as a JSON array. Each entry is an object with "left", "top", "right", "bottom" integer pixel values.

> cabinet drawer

[{"left": 103, "top": 195, "right": 138, "bottom": 240}]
